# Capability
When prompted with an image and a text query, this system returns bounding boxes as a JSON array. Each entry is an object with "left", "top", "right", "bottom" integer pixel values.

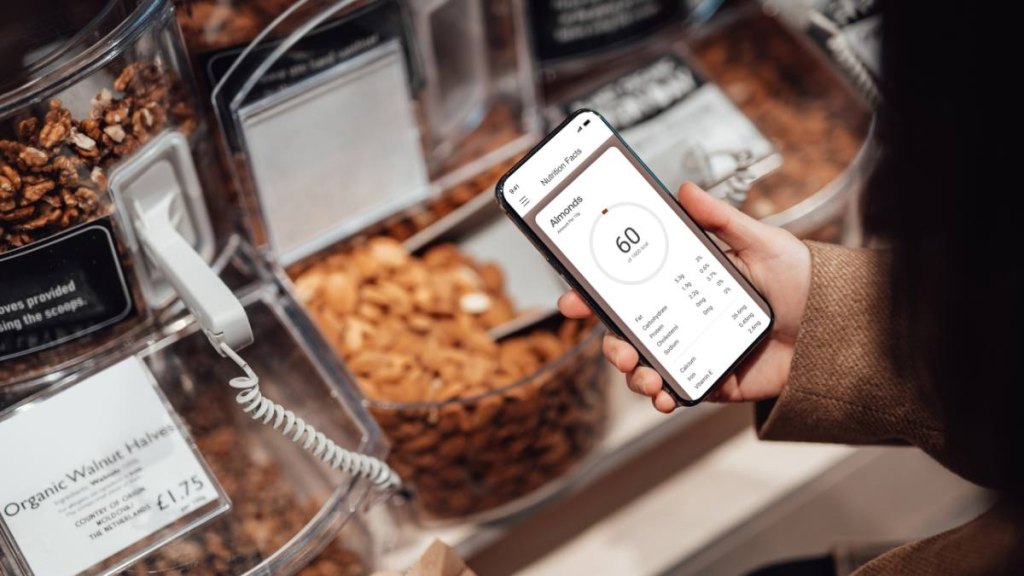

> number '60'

[{"left": 616, "top": 227, "right": 641, "bottom": 253}]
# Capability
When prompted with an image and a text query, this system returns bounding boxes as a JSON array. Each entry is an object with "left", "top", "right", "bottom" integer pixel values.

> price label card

[
  {"left": 527, "top": 0, "right": 684, "bottom": 63},
  {"left": 0, "top": 357, "right": 228, "bottom": 576}
]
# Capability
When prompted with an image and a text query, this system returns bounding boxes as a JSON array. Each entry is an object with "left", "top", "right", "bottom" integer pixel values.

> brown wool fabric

[{"left": 754, "top": 242, "right": 1023, "bottom": 575}]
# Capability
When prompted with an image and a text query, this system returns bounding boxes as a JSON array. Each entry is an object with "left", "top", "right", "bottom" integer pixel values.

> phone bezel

[{"left": 494, "top": 109, "right": 775, "bottom": 406}]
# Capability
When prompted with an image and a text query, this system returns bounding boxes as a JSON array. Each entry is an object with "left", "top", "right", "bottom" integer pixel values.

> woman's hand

[{"left": 558, "top": 183, "right": 811, "bottom": 413}]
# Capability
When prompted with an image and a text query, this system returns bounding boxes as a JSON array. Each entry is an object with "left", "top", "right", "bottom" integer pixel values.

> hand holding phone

[
  {"left": 559, "top": 183, "right": 811, "bottom": 412},
  {"left": 496, "top": 110, "right": 810, "bottom": 407}
]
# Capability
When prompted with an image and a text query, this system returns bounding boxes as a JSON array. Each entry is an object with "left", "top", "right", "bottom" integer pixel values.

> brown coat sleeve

[
  {"left": 755, "top": 242, "right": 947, "bottom": 460},
  {"left": 855, "top": 499, "right": 1024, "bottom": 575},
  {"left": 756, "top": 242, "right": 1024, "bottom": 575}
]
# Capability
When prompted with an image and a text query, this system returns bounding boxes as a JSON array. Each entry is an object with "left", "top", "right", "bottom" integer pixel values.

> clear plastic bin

[
  {"left": 0, "top": 0, "right": 223, "bottom": 393},
  {"left": 128, "top": 290, "right": 379, "bottom": 574},
  {"left": 687, "top": 1, "right": 875, "bottom": 239},
  {"left": 179, "top": 0, "right": 538, "bottom": 184},
  {"left": 286, "top": 191, "right": 612, "bottom": 524},
  {"left": 368, "top": 320, "right": 607, "bottom": 522},
  {"left": 206, "top": 4, "right": 612, "bottom": 525},
  {"left": 534, "top": 0, "right": 875, "bottom": 242},
  {"left": 1, "top": 287, "right": 382, "bottom": 574}
]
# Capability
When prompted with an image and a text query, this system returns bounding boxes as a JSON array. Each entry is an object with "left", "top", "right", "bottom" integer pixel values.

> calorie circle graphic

[{"left": 589, "top": 201, "right": 669, "bottom": 284}]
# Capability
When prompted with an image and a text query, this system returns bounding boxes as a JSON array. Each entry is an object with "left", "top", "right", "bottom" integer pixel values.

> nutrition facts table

[{"left": 637, "top": 251, "right": 765, "bottom": 395}]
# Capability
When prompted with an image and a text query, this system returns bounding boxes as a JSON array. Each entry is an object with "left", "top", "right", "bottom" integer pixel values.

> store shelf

[
  {"left": 517, "top": 432, "right": 854, "bottom": 575},
  {"left": 669, "top": 446, "right": 992, "bottom": 575}
]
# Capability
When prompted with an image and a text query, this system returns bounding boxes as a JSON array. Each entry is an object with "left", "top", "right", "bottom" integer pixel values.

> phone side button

[
  {"left": 542, "top": 255, "right": 573, "bottom": 286},
  {"left": 542, "top": 255, "right": 559, "bottom": 273},
  {"left": 552, "top": 266, "right": 571, "bottom": 286}
]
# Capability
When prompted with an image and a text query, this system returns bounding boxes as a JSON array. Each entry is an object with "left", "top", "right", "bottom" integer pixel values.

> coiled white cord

[
  {"left": 218, "top": 342, "right": 402, "bottom": 493},
  {"left": 809, "top": 11, "right": 883, "bottom": 108},
  {"left": 826, "top": 34, "right": 882, "bottom": 107}
]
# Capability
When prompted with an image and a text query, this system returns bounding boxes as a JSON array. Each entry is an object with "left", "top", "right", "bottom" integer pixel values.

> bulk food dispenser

[
  {"left": 519, "top": 0, "right": 793, "bottom": 210},
  {"left": 530, "top": 0, "right": 876, "bottom": 242},
  {"left": 0, "top": 1, "right": 399, "bottom": 573},
  {"left": 0, "top": 0, "right": 216, "bottom": 397},
  {"left": 177, "top": 0, "right": 539, "bottom": 186},
  {"left": 212, "top": 0, "right": 610, "bottom": 524}
]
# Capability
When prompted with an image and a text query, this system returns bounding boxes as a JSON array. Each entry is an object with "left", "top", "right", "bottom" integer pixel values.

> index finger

[
  {"left": 557, "top": 290, "right": 593, "bottom": 319},
  {"left": 677, "top": 182, "right": 762, "bottom": 253}
]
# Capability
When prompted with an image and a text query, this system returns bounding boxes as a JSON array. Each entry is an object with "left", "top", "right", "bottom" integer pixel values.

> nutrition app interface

[{"left": 505, "top": 112, "right": 770, "bottom": 399}]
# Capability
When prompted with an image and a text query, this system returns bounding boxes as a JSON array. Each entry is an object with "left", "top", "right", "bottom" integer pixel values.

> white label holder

[
  {"left": 237, "top": 40, "right": 432, "bottom": 265},
  {"left": 0, "top": 357, "right": 229, "bottom": 576}
]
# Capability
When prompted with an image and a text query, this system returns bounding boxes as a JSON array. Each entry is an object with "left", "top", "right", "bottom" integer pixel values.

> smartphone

[{"left": 495, "top": 109, "right": 773, "bottom": 405}]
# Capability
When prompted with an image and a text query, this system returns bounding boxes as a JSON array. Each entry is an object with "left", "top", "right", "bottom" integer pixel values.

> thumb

[{"left": 676, "top": 182, "right": 765, "bottom": 252}]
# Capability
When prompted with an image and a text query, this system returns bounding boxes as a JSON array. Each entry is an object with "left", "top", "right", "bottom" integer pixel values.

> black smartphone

[{"left": 495, "top": 109, "right": 773, "bottom": 405}]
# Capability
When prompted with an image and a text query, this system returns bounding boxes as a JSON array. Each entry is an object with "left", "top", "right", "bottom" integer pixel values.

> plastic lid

[{"left": 0, "top": 0, "right": 165, "bottom": 117}]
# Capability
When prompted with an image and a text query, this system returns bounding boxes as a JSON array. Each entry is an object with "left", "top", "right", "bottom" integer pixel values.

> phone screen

[{"left": 497, "top": 110, "right": 772, "bottom": 403}]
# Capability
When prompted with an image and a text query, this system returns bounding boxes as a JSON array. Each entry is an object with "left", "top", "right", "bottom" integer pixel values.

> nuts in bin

[
  {"left": 121, "top": 374, "right": 365, "bottom": 575},
  {"left": 295, "top": 238, "right": 607, "bottom": 519},
  {"left": 0, "top": 62, "right": 196, "bottom": 252},
  {"left": 690, "top": 10, "right": 870, "bottom": 222}
]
